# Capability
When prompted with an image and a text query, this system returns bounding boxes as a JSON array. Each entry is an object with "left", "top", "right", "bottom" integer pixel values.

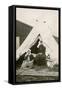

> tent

[
  {"left": 53, "top": 35, "right": 58, "bottom": 43},
  {"left": 16, "top": 22, "right": 58, "bottom": 65}
]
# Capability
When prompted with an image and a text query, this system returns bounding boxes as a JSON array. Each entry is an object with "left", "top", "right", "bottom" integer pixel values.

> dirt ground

[{"left": 16, "top": 66, "right": 59, "bottom": 82}]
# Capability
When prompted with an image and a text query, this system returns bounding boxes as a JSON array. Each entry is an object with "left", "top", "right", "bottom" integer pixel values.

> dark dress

[{"left": 33, "top": 44, "right": 46, "bottom": 66}]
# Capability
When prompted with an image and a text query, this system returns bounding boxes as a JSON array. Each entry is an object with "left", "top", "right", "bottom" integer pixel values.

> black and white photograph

[{"left": 16, "top": 6, "right": 60, "bottom": 83}]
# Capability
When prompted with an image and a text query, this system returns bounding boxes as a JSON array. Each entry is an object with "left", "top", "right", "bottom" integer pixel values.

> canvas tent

[
  {"left": 16, "top": 22, "right": 58, "bottom": 65},
  {"left": 53, "top": 35, "right": 58, "bottom": 43}
]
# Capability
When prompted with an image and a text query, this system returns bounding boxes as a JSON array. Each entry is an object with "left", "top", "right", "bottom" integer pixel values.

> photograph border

[{"left": 13, "top": 5, "right": 61, "bottom": 85}]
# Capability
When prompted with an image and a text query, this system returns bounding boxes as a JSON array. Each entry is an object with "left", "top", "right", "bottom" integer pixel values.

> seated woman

[
  {"left": 33, "top": 40, "right": 46, "bottom": 66},
  {"left": 21, "top": 49, "right": 34, "bottom": 69}
]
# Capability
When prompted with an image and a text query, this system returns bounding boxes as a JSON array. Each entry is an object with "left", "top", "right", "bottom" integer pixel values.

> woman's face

[{"left": 27, "top": 50, "right": 31, "bottom": 55}]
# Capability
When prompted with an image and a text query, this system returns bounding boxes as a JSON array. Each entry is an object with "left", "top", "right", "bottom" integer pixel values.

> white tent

[{"left": 16, "top": 22, "right": 58, "bottom": 64}]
